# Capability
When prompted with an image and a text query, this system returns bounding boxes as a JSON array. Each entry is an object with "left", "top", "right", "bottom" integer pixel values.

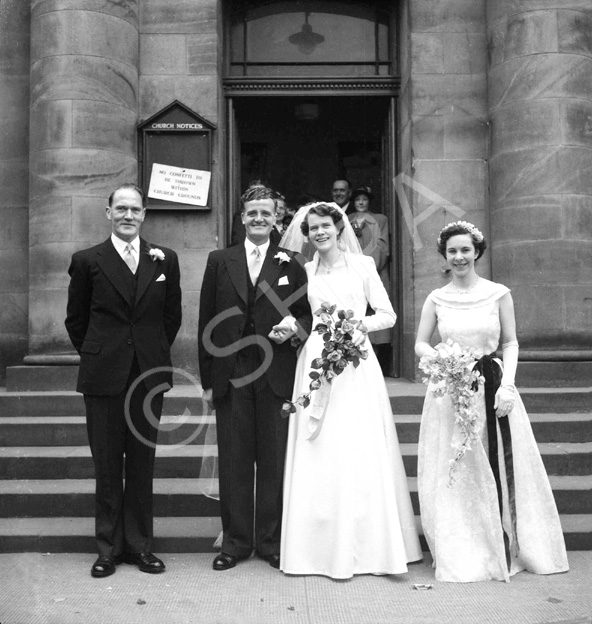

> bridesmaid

[{"left": 414, "top": 221, "right": 568, "bottom": 583}]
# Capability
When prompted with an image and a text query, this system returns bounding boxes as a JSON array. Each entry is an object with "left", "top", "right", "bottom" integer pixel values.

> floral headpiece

[{"left": 437, "top": 221, "right": 484, "bottom": 245}]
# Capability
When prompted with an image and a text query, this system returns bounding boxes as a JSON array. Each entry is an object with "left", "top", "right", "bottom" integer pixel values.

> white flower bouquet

[{"left": 419, "top": 339, "right": 484, "bottom": 485}]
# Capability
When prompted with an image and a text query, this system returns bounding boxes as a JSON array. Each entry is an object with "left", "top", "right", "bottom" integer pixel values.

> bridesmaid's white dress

[
  {"left": 281, "top": 253, "right": 422, "bottom": 579},
  {"left": 418, "top": 279, "right": 569, "bottom": 582}
]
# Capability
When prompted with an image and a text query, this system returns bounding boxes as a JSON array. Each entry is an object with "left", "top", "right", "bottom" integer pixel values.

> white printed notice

[{"left": 148, "top": 163, "right": 211, "bottom": 206}]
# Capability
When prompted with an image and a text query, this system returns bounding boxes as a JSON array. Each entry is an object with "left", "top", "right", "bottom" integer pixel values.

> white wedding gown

[
  {"left": 418, "top": 279, "right": 569, "bottom": 582},
  {"left": 280, "top": 253, "right": 422, "bottom": 579}
]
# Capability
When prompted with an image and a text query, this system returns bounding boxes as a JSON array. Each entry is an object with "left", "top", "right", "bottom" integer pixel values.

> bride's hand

[{"left": 351, "top": 328, "right": 366, "bottom": 348}]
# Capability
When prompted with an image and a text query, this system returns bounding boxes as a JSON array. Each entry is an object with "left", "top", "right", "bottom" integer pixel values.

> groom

[{"left": 198, "top": 185, "right": 311, "bottom": 570}]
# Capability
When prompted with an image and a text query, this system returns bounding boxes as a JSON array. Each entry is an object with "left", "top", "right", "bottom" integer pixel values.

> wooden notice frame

[{"left": 138, "top": 101, "right": 216, "bottom": 210}]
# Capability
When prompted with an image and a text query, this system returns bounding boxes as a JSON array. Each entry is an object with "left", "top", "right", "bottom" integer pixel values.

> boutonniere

[
  {"left": 274, "top": 251, "right": 291, "bottom": 265},
  {"left": 148, "top": 247, "right": 165, "bottom": 262}
]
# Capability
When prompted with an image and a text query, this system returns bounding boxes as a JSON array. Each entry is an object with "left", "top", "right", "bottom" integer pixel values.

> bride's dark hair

[{"left": 300, "top": 203, "right": 344, "bottom": 236}]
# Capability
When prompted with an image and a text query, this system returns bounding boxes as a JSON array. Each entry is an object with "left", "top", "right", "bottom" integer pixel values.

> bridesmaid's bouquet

[
  {"left": 281, "top": 302, "right": 368, "bottom": 437},
  {"left": 419, "top": 340, "right": 484, "bottom": 485}
]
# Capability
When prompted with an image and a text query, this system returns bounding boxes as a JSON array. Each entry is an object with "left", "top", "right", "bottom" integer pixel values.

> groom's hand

[
  {"left": 202, "top": 388, "right": 213, "bottom": 406},
  {"left": 269, "top": 316, "right": 297, "bottom": 344}
]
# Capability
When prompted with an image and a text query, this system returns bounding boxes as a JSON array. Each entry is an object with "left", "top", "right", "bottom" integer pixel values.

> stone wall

[
  {"left": 399, "top": 0, "right": 490, "bottom": 376},
  {"left": 28, "top": 0, "right": 140, "bottom": 358},
  {"left": 139, "top": 0, "right": 222, "bottom": 380},
  {"left": 0, "top": 0, "right": 30, "bottom": 381}
]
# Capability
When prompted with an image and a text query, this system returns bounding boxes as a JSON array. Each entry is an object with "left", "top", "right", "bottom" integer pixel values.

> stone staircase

[{"left": 0, "top": 376, "right": 591, "bottom": 553}]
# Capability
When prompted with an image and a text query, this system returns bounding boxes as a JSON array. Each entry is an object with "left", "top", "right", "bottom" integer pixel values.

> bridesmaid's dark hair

[
  {"left": 437, "top": 221, "right": 487, "bottom": 261},
  {"left": 300, "top": 203, "right": 344, "bottom": 236}
]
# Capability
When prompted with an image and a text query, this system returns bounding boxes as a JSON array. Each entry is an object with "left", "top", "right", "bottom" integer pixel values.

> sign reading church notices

[{"left": 148, "top": 163, "right": 211, "bottom": 207}]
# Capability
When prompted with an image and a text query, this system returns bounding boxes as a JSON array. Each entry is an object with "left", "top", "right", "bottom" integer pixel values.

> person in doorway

[
  {"left": 274, "top": 192, "right": 288, "bottom": 237},
  {"left": 348, "top": 185, "right": 392, "bottom": 374},
  {"left": 414, "top": 220, "right": 568, "bottom": 582},
  {"left": 330, "top": 178, "right": 353, "bottom": 214},
  {"left": 198, "top": 185, "right": 311, "bottom": 571},
  {"left": 65, "top": 183, "right": 182, "bottom": 578},
  {"left": 279, "top": 202, "right": 422, "bottom": 579}
]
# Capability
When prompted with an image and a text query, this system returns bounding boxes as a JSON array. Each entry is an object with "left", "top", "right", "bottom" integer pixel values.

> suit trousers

[
  {"left": 84, "top": 359, "right": 164, "bottom": 556},
  {"left": 215, "top": 347, "right": 289, "bottom": 558}
]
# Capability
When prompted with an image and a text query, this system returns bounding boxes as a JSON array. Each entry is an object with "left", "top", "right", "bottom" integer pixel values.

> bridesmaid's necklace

[
  {"left": 451, "top": 277, "right": 480, "bottom": 294},
  {"left": 318, "top": 252, "right": 342, "bottom": 274}
]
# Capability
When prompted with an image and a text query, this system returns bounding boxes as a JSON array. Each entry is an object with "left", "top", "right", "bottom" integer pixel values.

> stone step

[
  {"left": 1, "top": 384, "right": 591, "bottom": 417},
  {"left": 1, "top": 413, "right": 590, "bottom": 446},
  {"left": 514, "top": 361, "right": 592, "bottom": 388},
  {"left": 0, "top": 416, "right": 214, "bottom": 447},
  {"left": 0, "top": 391, "right": 207, "bottom": 418},
  {"left": 1, "top": 442, "right": 591, "bottom": 479},
  {"left": 1, "top": 476, "right": 590, "bottom": 518},
  {"left": 7, "top": 361, "right": 592, "bottom": 392},
  {"left": 1, "top": 514, "right": 589, "bottom": 553},
  {"left": 0, "top": 445, "right": 215, "bottom": 480},
  {"left": 0, "top": 479, "right": 220, "bottom": 518}
]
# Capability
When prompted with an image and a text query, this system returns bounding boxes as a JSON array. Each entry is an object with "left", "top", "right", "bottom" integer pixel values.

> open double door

[{"left": 226, "top": 94, "right": 401, "bottom": 376}]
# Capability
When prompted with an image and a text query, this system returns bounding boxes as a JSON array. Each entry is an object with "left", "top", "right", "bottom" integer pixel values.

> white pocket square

[
  {"left": 156, "top": 274, "right": 166, "bottom": 282},
  {"left": 278, "top": 276, "right": 289, "bottom": 286}
]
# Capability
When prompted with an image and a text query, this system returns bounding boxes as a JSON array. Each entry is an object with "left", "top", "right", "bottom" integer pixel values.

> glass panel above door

[{"left": 229, "top": 1, "right": 392, "bottom": 77}]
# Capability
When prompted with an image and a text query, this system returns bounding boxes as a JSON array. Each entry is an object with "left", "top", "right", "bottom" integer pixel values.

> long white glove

[
  {"left": 415, "top": 342, "right": 437, "bottom": 359},
  {"left": 494, "top": 340, "right": 519, "bottom": 417}
]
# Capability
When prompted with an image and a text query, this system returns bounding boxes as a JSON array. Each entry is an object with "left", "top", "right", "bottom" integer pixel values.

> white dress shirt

[
  {"left": 244, "top": 239, "right": 270, "bottom": 277},
  {"left": 111, "top": 234, "right": 140, "bottom": 269}
]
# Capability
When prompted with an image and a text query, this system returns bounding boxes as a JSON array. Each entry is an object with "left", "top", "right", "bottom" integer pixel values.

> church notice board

[{"left": 138, "top": 101, "right": 216, "bottom": 210}]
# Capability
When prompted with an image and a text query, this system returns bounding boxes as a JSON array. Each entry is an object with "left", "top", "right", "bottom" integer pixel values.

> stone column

[
  {"left": 487, "top": 2, "right": 592, "bottom": 358},
  {"left": 27, "top": 0, "right": 139, "bottom": 362}
]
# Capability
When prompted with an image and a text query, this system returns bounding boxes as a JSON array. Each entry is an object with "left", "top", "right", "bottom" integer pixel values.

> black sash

[{"left": 473, "top": 354, "right": 520, "bottom": 569}]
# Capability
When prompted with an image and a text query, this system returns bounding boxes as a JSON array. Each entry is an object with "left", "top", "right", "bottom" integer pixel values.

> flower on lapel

[
  {"left": 149, "top": 247, "right": 165, "bottom": 262},
  {"left": 274, "top": 251, "right": 290, "bottom": 265}
]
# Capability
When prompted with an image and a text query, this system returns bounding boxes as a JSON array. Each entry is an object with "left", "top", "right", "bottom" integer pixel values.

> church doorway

[
  {"left": 234, "top": 96, "right": 388, "bottom": 209},
  {"left": 222, "top": 0, "right": 401, "bottom": 374},
  {"left": 227, "top": 94, "right": 402, "bottom": 377}
]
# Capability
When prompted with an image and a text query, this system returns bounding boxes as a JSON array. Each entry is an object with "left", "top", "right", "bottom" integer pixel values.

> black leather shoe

[
  {"left": 91, "top": 555, "right": 122, "bottom": 578},
  {"left": 123, "top": 552, "right": 166, "bottom": 574},
  {"left": 213, "top": 552, "right": 247, "bottom": 571},
  {"left": 261, "top": 553, "right": 280, "bottom": 569}
]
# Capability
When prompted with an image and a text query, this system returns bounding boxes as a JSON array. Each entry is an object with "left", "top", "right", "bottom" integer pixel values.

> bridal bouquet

[
  {"left": 281, "top": 302, "right": 368, "bottom": 434},
  {"left": 419, "top": 340, "right": 484, "bottom": 485}
]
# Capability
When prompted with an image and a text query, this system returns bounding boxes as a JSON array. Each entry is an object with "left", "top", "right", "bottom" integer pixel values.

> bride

[{"left": 279, "top": 202, "right": 422, "bottom": 579}]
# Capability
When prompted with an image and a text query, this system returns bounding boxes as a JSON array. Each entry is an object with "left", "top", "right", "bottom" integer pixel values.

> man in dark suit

[
  {"left": 65, "top": 183, "right": 182, "bottom": 578},
  {"left": 198, "top": 186, "right": 311, "bottom": 571}
]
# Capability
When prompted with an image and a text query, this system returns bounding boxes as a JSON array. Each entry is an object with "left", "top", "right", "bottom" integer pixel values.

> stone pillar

[
  {"left": 487, "top": 2, "right": 592, "bottom": 357},
  {"left": 27, "top": 0, "right": 139, "bottom": 361},
  {"left": 0, "top": 0, "right": 30, "bottom": 378}
]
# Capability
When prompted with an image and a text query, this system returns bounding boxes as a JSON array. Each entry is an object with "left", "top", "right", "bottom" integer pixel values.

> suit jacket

[
  {"left": 198, "top": 243, "right": 311, "bottom": 400},
  {"left": 65, "top": 237, "right": 182, "bottom": 396}
]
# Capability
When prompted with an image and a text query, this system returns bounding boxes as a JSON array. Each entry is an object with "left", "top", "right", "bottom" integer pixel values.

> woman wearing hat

[{"left": 348, "top": 186, "right": 392, "bottom": 372}]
